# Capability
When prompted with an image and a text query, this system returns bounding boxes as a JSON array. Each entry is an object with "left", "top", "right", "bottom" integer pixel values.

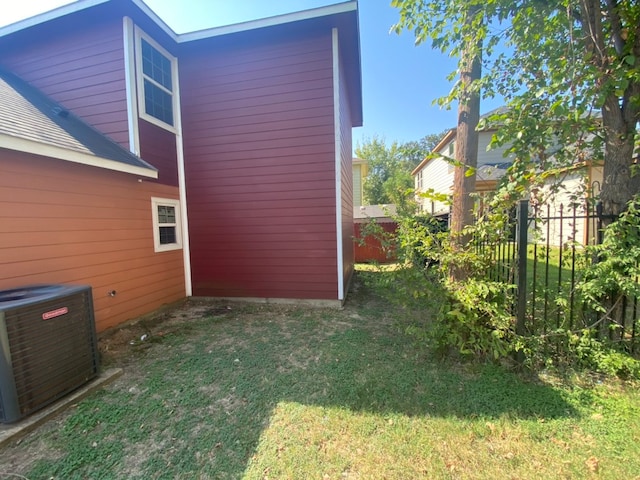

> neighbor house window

[
  {"left": 135, "top": 29, "right": 177, "bottom": 131},
  {"left": 447, "top": 141, "right": 455, "bottom": 173},
  {"left": 152, "top": 197, "right": 182, "bottom": 252}
]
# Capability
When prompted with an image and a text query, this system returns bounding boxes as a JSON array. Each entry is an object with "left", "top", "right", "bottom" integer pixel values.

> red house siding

[
  {"left": 0, "top": 150, "right": 185, "bottom": 332},
  {"left": 180, "top": 30, "right": 339, "bottom": 300},
  {"left": 138, "top": 119, "right": 179, "bottom": 187},
  {"left": 1, "top": 19, "right": 130, "bottom": 150}
]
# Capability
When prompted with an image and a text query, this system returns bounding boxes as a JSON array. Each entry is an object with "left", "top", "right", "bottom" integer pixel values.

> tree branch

[
  {"left": 579, "top": 0, "right": 608, "bottom": 67},
  {"left": 604, "top": 0, "right": 625, "bottom": 56}
]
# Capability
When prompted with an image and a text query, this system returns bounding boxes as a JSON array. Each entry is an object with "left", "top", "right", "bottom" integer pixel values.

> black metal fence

[{"left": 475, "top": 199, "right": 638, "bottom": 353}]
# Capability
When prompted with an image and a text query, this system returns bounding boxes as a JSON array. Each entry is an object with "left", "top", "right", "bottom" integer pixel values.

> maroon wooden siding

[
  {"left": 180, "top": 30, "right": 339, "bottom": 300},
  {"left": 354, "top": 222, "right": 398, "bottom": 263},
  {"left": 0, "top": 150, "right": 185, "bottom": 332},
  {"left": 338, "top": 49, "right": 355, "bottom": 295},
  {"left": 138, "top": 119, "right": 179, "bottom": 187},
  {"left": 1, "top": 19, "right": 130, "bottom": 150}
]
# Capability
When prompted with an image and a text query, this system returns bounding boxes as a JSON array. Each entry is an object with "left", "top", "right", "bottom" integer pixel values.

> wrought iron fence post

[
  {"left": 596, "top": 201, "right": 604, "bottom": 245},
  {"left": 515, "top": 199, "right": 529, "bottom": 363}
]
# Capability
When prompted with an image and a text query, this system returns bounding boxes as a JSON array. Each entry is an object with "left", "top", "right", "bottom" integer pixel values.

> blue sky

[{"left": 2, "top": 0, "right": 503, "bottom": 147}]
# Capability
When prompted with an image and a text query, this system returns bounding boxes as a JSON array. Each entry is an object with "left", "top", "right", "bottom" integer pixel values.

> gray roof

[
  {"left": 476, "top": 162, "right": 511, "bottom": 181},
  {"left": 0, "top": 68, "right": 157, "bottom": 177}
]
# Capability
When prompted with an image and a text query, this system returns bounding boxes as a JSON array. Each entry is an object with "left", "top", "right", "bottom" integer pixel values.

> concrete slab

[{"left": 0, "top": 368, "right": 123, "bottom": 449}]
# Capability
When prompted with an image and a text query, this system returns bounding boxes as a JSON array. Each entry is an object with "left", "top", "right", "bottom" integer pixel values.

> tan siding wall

[
  {"left": 536, "top": 170, "right": 592, "bottom": 246},
  {"left": 415, "top": 131, "right": 513, "bottom": 215},
  {"left": 353, "top": 165, "right": 362, "bottom": 206},
  {"left": 0, "top": 150, "right": 185, "bottom": 332},
  {"left": 477, "top": 132, "right": 513, "bottom": 167},
  {"left": 416, "top": 157, "right": 453, "bottom": 215},
  {"left": 1, "top": 19, "right": 130, "bottom": 149}
]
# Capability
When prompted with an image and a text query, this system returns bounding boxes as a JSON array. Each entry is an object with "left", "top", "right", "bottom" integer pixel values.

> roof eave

[
  {"left": 0, "top": 0, "right": 358, "bottom": 43},
  {"left": 0, "top": 0, "right": 180, "bottom": 41},
  {"left": 411, "top": 128, "right": 456, "bottom": 176},
  {"left": 0, "top": 0, "right": 109, "bottom": 38},
  {"left": 0, "top": 134, "right": 158, "bottom": 179},
  {"left": 176, "top": 1, "right": 357, "bottom": 42}
]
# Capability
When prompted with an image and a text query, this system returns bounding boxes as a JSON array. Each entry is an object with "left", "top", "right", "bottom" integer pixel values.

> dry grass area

[{"left": 0, "top": 271, "right": 638, "bottom": 479}]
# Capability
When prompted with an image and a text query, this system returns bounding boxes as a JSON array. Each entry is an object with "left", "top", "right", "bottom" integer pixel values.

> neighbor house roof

[
  {"left": 412, "top": 106, "right": 509, "bottom": 176},
  {"left": 354, "top": 204, "right": 397, "bottom": 221},
  {"left": 0, "top": 68, "right": 158, "bottom": 178},
  {"left": 476, "top": 162, "right": 511, "bottom": 182}
]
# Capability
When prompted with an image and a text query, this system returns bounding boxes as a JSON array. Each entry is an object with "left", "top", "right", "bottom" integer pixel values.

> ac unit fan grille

[{"left": 0, "top": 288, "right": 98, "bottom": 420}]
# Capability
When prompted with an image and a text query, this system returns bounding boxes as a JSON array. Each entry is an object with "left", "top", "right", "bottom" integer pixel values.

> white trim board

[
  {"left": 0, "top": 0, "right": 358, "bottom": 46},
  {"left": 0, "top": 0, "right": 109, "bottom": 37},
  {"left": 178, "top": 2, "right": 357, "bottom": 43},
  {"left": 171, "top": 54, "right": 193, "bottom": 297},
  {"left": 123, "top": 17, "right": 140, "bottom": 156},
  {"left": 151, "top": 196, "right": 183, "bottom": 252},
  {"left": 0, "top": 133, "right": 158, "bottom": 178},
  {"left": 332, "top": 27, "right": 344, "bottom": 302}
]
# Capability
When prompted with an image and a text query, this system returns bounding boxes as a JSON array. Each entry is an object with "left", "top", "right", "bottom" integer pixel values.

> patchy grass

[{"left": 0, "top": 267, "right": 639, "bottom": 479}]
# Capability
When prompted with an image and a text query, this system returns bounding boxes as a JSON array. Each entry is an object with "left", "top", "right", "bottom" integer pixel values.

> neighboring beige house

[
  {"left": 412, "top": 126, "right": 513, "bottom": 218},
  {"left": 412, "top": 108, "right": 626, "bottom": 247},
  {"left": 532, "top": 161, "right": 604, "bottom": 246},
  {"left": 352, "top": 157, "right": 368, "bottom": 207}
]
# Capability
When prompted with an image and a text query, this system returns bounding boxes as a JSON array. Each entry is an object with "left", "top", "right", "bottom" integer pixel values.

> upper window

[
  {"left": 135, "top": 30, "right": 177, "bottom": 131},
  {"left": 447, "top": 141, "right": 455, "bottom": 173},
  {"left": 151, "top": 197, "right": 182, "bottom": 252}
]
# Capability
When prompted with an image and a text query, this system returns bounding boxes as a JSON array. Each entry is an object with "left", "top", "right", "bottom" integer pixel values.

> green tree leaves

[
  {"left": 392, "top": 0, "right": 640, "bottom": 216},
  {"left": 355, "top": 133, "right": 445, "bottom": 205}
]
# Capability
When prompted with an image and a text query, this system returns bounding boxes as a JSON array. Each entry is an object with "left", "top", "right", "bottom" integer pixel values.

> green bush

[{"left": 361, "top": 196, "right": 640, "bottom": 379}]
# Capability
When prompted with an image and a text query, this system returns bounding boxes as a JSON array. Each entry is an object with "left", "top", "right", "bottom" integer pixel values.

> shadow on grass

[{"left": 22, "top": 269, "right": 579, "bottom": 479}]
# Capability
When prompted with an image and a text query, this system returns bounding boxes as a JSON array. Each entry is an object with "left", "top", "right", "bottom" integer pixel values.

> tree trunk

[
  {"left": 578, "top": 0, "right": 640, "bottom": 218},
  {"left": 450, "top": 6, "right": 482, "bottom": 280},
  {"left": 599, "top": 97, "right": 640, "bottom": 218}
]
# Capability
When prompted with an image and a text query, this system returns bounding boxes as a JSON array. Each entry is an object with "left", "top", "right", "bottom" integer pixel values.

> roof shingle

[{"left": 0, "top": 68, "right": 157, "bottom": 177}]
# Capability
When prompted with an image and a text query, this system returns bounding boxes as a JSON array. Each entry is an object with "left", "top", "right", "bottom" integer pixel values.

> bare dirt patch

[{"left": 98, "top": 299, "right": 235, "bottom": 365}]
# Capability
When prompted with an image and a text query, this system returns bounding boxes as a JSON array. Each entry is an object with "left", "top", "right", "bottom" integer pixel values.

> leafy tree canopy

[
  {"left": 355, "top": 132, "right": 446, "bottom": 205},
  {"left": 392, "top": 0, "right": 640, "bottom": 216}
]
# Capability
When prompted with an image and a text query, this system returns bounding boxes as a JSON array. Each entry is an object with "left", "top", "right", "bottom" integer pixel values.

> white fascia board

[
  {"left": 0, "top": 0, "right": 179, "bottom": 42},
  {"left": 177, "top": 1, "right": 357, "bottom": 43},
  {"left": 0, "top": 0, "right": 356, "bottom": 47},
  {"left": 170, "top": 54, "right": 193, "bottom": 297},
  {"left": 332, "top": 27, "right": 344, "bottom": 302},
  {"left": 0, "top": 0, "right": 109, "bottom": 38},
  {"left": 131, "top": 0, "right": 178, "bottom": 41},
  {"left": 123, "top": 17, "right": 141, "bottom": 156},
  {"left": 0, "top": 134, "right": 158, "bottom": 179}
]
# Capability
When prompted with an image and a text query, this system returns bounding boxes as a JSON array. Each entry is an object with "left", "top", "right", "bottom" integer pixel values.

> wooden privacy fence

[
  {"left": 475, "top": 199, "right": 638, "bottom": 353},
  {"left": 353, "top": 221, "right": 398, "bottom": 263}
]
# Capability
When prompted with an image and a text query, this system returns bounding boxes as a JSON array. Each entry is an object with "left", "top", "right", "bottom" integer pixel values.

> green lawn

[{"left": 0, "top": 267, "right": 638, "bottom": 479}]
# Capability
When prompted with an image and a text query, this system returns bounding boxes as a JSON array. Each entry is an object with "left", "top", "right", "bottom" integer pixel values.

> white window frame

[
  {"left": 134, "top": 27, "right": 178, "bottom": 134},
  {"left": 151, "top": 197, "right": 182, "bottom": 252},
  {"left": 447, "top": 141, "right": 455, "bottom": 174}
]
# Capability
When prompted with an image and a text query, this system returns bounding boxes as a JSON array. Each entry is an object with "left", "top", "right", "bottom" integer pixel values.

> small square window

[{"left": 152, "top": 197, "right": 182, "bottom": 252}]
